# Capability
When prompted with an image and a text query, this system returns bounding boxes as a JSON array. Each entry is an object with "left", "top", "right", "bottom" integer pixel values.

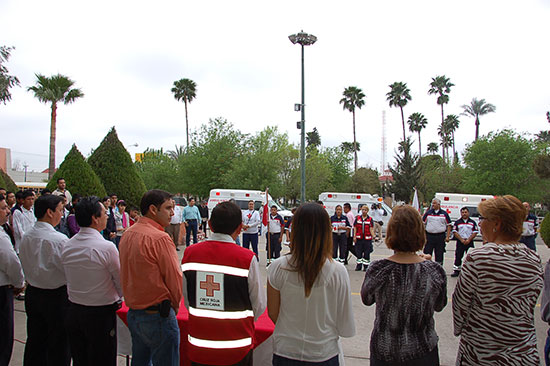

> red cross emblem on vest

[{"left": 200, "top": 274, "right": 221, "bottom": 297}]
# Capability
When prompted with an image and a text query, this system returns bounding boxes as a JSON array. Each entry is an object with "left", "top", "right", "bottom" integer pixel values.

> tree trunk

[
  {"left": 400, "top": 106, "right": 406, "bottom": 142},
  {"left": 48, "top": 102, "right": 57, "bottom": 179},
  {"left": 185, "top": 99, "right": 189, "bottom": 149},
  {"left": 418, "top": 131, "right": 422, "bottom": 158},
  {"left": 475, "top": 116, "right": 480, "bottom": 141},
  {"left": 440, "top": 103, "right": 445, "bottom": 162},
  {"left": 353, "top": 109, "right": 357, "bottom": 172}
]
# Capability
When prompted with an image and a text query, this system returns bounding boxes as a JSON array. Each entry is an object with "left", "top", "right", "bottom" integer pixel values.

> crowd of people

[{"left": 0, "top": 180, "right": 549, "bottom": 366}]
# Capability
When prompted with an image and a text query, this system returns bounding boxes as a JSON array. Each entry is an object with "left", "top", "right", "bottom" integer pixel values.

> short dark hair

[
  {"left": 34, "top": 195, "right": 64, "bottom": 220},
  {"left": 15, "top": 191, "right": 24, "bottom": 200},
  {"left": 109, "top": 193, "right": 117, "bottom": 198},
  {"left": 248, "top": 200, "right": 254, "bottom": 204},
  {"left": 101, "top": 196, "right": 110, "bottom": 204},
  {"left": 75, "top": 196, "right": 104, "bottom": 227},
  {"left": 22, "top": 190, "right": 34, "bottom": 199},
  {"left": 41, "top": 188, "right": 51, "bottom": 195},
  {"left": 140, "top": 190, "right": 172, "bottom": 215},
  {"left": 343, "top": 203, "right": 351, "bottom": 210},
  {"left": 57, "top": 177, "right": 65, "bottom": 183},
  {"left": 210, "top": 201, "right": 241, "bottom": 235},
  {"left": 271, "top": 205, "right": 277, "bottom": 209},
  {"left": 72, "top": 193, "right": 82, "bottom": 204},
  {"left": 460, "top": 207, "right": 470, "bottom": 213},
  {"left": 0, "top": 187, "right": 5, "bottom": 192}
]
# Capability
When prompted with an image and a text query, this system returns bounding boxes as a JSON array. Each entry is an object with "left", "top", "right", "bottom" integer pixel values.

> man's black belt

[
  {"left": 186, "top": 219, "right": 197, "bottom": 222},
  {"left": 426, "top": 231, "right": 446, "bottom": 235}
]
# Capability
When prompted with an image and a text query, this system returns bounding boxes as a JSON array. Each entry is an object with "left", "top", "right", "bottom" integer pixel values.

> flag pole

[{"left": 265, "top": 188, "right": 271, "bottom": 265}]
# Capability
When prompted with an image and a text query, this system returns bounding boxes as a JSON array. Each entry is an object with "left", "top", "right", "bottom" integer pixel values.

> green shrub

[
  {"left": 540, "top": 213, "right": 550, "bottom": 248},
  {"left": 88, "top": 127, "right": 146, "bottom": 208},
  {"left": 0, "top": 169, "right": 17, "bottom": 192},
  {"left": 46, "top": 144, "right": 107, "bottom": 198}
]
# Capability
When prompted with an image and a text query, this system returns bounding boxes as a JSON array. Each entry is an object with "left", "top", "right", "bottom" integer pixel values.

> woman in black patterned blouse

[
  {"left": 361, "top": 205, "right": 447, "bottom": 366},
  {"left": 452, "top": 195, "right": 543, "bottom": 365}
]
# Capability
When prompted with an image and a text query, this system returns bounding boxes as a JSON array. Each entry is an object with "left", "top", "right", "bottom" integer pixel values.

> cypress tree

[
  {"left": 46, "top": 144, "right": 107, "bottom": 197},
  {"left": 88, "top": 127, "right": 146, "bottom": 208},
  {"left": 0, "top": 168, "right": 17, "bottom": 192}
]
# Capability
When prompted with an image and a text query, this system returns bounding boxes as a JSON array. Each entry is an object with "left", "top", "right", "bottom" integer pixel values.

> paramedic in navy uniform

[
  {"left": 450, "top": 207, "right": 478, "bottom": 277},
  {"left": 181, "top": 201, "right": 266, "bottom": 366},
  {"left": 330, "top": 205, "right": 350, "bottom": 263},
  {"left": 422, "top": 198, "right": 452, "bottom": 265},
  {"left": 520, "top": 202, "right": 538, "bottom": 251}
]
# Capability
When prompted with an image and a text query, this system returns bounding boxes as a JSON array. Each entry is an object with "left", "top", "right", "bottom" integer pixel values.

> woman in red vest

[{"left": 267, "top": 203, "right": 355, "bottom": 365}]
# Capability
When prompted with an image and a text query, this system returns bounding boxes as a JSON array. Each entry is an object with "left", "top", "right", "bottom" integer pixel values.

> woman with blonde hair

[
  {"left": 267, "top": 203, "right": 355, "bottom": 365},
  {"left": 453, "top": 195, "right": 543, "bottom": 365},
  {"left": 361, "top": 205, "right": 447, "bottom": 365}
]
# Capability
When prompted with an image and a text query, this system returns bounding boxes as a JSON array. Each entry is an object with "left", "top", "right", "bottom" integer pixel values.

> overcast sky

[{"left": 1, "top": 0, "right": 549, "bottom": 172}]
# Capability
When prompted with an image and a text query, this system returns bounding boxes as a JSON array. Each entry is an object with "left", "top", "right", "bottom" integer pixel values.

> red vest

[
  {"left": 354, "top": 215, "right": 373, "bottom": 240},
  {"left": 182, "top": 240, "right": 255, "bottom": 365}
]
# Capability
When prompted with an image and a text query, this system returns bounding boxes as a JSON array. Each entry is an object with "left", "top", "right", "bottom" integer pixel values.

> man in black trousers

[{"left": 19, "top": 195, "right": 71, "bottom": 365}]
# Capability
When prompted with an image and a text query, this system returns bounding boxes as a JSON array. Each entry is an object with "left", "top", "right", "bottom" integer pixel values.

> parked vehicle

[
  {"left": 318, "top": 192, "right": 392, "bottom": 230},
  {"left": 207, "top": 189, "right": 293, "bottom": 223},
  {"left": 434, "top": 192, "right": 494, "bottom": 241}
]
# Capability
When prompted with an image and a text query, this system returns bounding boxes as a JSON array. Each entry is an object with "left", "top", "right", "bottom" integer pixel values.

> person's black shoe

[
  {"left": 450, "top": 270, "right": 460, "bottom": 277},
  {"left": 355, "top": 264, "right": 362, "bottom": 271}
]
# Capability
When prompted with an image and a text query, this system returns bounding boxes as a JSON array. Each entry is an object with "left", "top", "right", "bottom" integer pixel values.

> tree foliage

[
  {"left": 0, "top": 46, "right": 20, "bottom": 105},
  {"left": 340, "top": 86, "right": 365, "bottom": 171},
  {"left": 389, "top": 137, "right": 420, "bottom": 202},
  {"left": 463, "top": 129, "right": 549, "bottom": 202},
  {"left": 306, "top": 127, "right": 321, "bottom": 148},
  {"left": 28, "top": 73, "right": 84, "bottom": 179},
  {"left": 0, "top": 169, "right": 17, "bottom": 192},
  {"left": 348, "top": 167, "right": 380, "bottom": 194},
  {"left": 88, "top": 127, "right": 146, "bottom": 207},
  {"left": 171, "top": 78, "right": 197, "bottom": 148},
  {"left": 387, "top": 81, "right": 412, "bottom": 142},
  {"left": 223, "top": 126, "right": 289, "bottom": 199},
  {"left": 417, "top": 155, "right": 464, "bottom": 203},
  {"left": 180, "top": 117, "right": 245, "bottom": 198},
  {"left": 135, "top": 148, "right": 182, "bottom": 193},
  {"left": 461, "top": 97, "right": 496, "bottom": 141},
  {"left": 46, "top": 145, "right": 106, "bottom": 197}
]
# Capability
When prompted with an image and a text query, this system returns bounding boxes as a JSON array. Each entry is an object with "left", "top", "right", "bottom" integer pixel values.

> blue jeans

[
  {"left": 242, "top": 233, "right": 259, "bottom": 257},
  {"left": 273, "top": 354, "right": 338, "bottom": 366},
  {"left": 127, "top": 308, "right": 180, "bottom": 366},
  {"left": 186, "top": 220, "right": 198, "bottom": 246}
]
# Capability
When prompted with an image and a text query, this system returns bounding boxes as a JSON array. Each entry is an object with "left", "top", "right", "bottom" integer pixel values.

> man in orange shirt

[{"left": 119, "top": 190, "right": 183, "bottom": 366}]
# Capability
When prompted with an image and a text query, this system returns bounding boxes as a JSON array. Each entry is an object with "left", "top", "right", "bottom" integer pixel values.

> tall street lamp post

[{"left": 289, "top": 30, "right": 316, "bottom": 203}]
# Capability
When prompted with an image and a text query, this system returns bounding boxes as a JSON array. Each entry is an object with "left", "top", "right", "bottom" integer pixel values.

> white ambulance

[
  {"left": 434, "top": 192, "right": 494, "bottom": 221},
  {"left": 207, "top": 189, "right": 293, "bottom": 224},
  {"left": 318, "top": 192, "right": 393, "bottom": 230}
]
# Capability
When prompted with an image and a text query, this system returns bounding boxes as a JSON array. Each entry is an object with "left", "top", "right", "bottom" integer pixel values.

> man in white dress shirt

[
  {"left": 166, "top": 200, "right": 183, "bottom": 250},
  {"left": 12, "top": 189, "right": 36, "bottom": 253},
  {"left": 61, "top": 197, "right": 123, "bottom": 366},
  {"left": 0, "top": 194, "right": 25, "bottom": 365},
  {"left": 19, "top": 194, "right": 70, "bottom": 366}
]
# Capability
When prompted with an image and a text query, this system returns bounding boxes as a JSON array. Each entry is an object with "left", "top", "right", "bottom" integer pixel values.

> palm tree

[
  {"left": 27, "top": 74, "right": 83, "bottom": 179},
  {"left": 171, "top": 78, "right": 197, "bottom": 149},
  {"left": 444, "top": 114, "right": 460, "bottom": 160},
  {"left": 428, "top": 75, "right": 454, "bottom": 150},
  {"left": 427, "top": 142, "right": 439, "bottom": 154},
  {"left": 460, "top": 98, "right": 496, "bottom": 141},
  {"left": 386, "top": 82, "right": 412, "bottom": 142},
  {"left": 407, "top": 112, "right": 428, "bottom": 157},
  {"left": 340, "top": 86, "right": 365, "bottom": 171},
  {"left": 437, "top": 123, "right": 452, "bottom": 162},
  {"left": 167, "top": 145, "right": 186, "bottom": 160}
]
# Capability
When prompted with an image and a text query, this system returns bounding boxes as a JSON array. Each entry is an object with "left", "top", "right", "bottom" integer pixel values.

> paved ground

[{"left": 9, "top": 235, "right": 550, "bottom": 365}]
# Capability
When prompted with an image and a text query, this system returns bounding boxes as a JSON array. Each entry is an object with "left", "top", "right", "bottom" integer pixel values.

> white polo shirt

[{"left": 19, "top": 221, "right": 68, "bottom": 289}]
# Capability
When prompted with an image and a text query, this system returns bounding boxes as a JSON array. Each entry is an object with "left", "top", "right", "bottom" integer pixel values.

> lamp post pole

[{"left": 289, "top": 31, "right": 316, "bottom": 204}]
